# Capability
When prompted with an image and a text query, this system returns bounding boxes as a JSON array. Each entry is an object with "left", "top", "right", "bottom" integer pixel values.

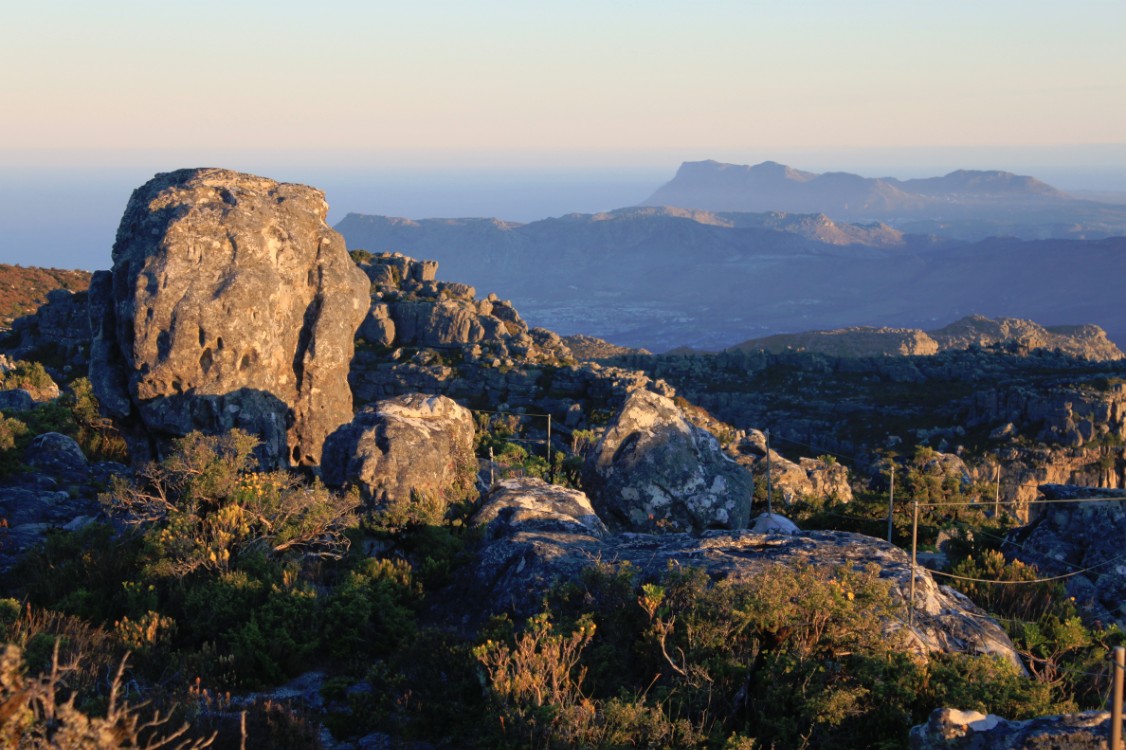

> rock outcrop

[
  {"left": 475, "top": 477, "right": 608, "bottom": 540},
  {"left": 89, "top": 168, "right": 370, "bottom": 468},
  {"left": 468, "top": 485, "right": 1021, "bottom": 666},
  {"left": 731, "top": 430, "right": 854, "bottom": 504},
  {"left": 2, "top": 289, "right": 92, "bottom": 377},
  {"left": 584, "top": 389, "right": 754, "bottom": 532},
  {"left": 321, "top": 393, "right": 476, "bottom": 514},
  {"left": 930, "top": 315, "right": 1124, "bottom": 361},
  {"left": 909, "top": 707, "right": 1112, "bottom": 749},
  {"left": 732, "top": 326, "right": 940, "bottom": 358},
  {"left": 731, "top": 315, "right": 1123, "bottom": 361},
  {"left": 23, "top": 432, "right": 88, "bottom": 482},
  {"left": 354, "top": 252, "right": 571, "bottom": 365},
  {"left": 1003, "top": 485, "right": 1126, "bottom": 628}
]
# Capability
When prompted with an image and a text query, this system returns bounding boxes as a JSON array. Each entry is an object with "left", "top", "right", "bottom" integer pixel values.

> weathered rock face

[
  {"left": 467, "top": 486, "right": 1020, "bottom": 666},
  {"left": 731, "top": 430, "right": 854, "bottom": 504},
  {"left": 3, "top": 289, "right": 91, "bottom": 378},
  {"left": 1004, "top": 486, "right": 1126, "bottom": 629},
  {"left": 584, "top": 389, "right": 754, "bottom": 532},
  {"left": 930, "top": 314, "right": 1124, "bottom": 361},
  {"left": 475, "top": 477, "right": 608, "bottom": 540},
  {"left": 321, "top": 393, "right": 476, "bottom": 512},
  {"left": 909, "top": 707, "right": 1112, "bottom": 749},
  {"left": 562, "top": 334, "right": 651, "bottom": 361},
  {"left": 89, "top": 168, "right": 370, "bottom": 468},
  {"left": 354, "top": 252, "right": 571, "bottom": 364}
]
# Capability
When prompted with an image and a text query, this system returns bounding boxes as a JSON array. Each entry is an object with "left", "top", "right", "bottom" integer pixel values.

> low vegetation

[{"left": 1, "top": 358, "right": 1124, "bottom": 747}]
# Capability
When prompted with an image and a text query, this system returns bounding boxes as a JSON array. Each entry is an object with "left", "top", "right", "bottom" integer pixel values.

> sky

[{"left": 2, "top": 0, "right": 1125, "bottom": 268}]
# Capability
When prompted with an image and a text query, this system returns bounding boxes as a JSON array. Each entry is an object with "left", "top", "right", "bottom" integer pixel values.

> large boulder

[
  {"left": 321, "top": 394, "right": 477, "bottom": 516},
  {"left": 467, "top": 486, "right": 1021, "bottom": 667},
  {"left": 475, "top": 477, "right": 608, "bottom": 540},
  {"left": 89, "top": 168, "right": 370, "bottom": 468},
  {"left": 584, "top": 389, "right": 753, "bottom": 532}
]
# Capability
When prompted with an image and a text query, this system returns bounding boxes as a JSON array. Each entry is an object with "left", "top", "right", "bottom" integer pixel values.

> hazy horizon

[{"left": 4, "top": 146, "right": 1126, "bottom": 270}]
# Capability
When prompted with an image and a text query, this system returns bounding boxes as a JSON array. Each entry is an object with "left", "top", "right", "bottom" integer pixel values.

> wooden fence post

[{"left": 1113, "top": 645, "right": 1124, "bottom": 750}]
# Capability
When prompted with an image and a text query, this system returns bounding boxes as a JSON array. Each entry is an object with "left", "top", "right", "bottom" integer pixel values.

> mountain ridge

[
  {"left": 729, "top": 315, "right": 1123, "bottom": 361},
  {"left": 337, "top": 207, "right": 1126, "bottom": 352},
  {"left": 642, "top": 159, "right": 1126, "bottom": 239}
]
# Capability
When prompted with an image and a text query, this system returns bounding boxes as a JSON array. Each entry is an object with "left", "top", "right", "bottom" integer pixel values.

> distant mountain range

[
  {"left": 337, "top": 205, "right": 1126, "bottom": 352},
  {"left": 728, "top": 315, "right": 1123, "bottom": 361},
  {"left": 642, "top": 160, "right": 1126, "bottom": 240}
]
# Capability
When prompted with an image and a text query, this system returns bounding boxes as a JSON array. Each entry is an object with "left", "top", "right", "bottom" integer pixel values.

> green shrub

[
  {"left": 0, "top": 360, "right": 56, "bottom": 399},
  {"left": 104, "top": 431, "right": 356, "bottom": 578},
  {"left": 323, "top": 557, "right": 418, "bottom": 664}
]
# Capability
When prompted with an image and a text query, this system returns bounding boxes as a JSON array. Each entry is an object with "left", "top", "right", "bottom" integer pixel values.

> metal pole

[
  {"left": 764, "top": 430, "right": 773, "bottom": 515},
  {"left": 887, "top": 464, "right": 895, "bottom": 543},
  {"left": 1113, "top": 646, "right": 1124, "bottom": 750},
  {"left": 546, "top": 413, "right": 554, "bottom": 484},
  {"left": 994, "top": 463, "right": 1001, "bottom": 519},
  {"left": 909, "top": 499, "right": 919, "bottom": 629},
  {"left": 489, "top": 446, "right": 495, "bottom": 488}
]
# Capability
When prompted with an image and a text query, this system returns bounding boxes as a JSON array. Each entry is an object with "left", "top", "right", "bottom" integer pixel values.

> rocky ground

[{"left": 2, "top": 168, "right": 1126, "bottom": 749}]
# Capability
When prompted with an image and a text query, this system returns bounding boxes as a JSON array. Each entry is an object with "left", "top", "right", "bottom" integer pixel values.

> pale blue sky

[
  {"left": 2, "top": 0, "right": 1123, "bottom": 167},
  {"left": 2, "top": 1, "right": 1126, "bottom": 268}
]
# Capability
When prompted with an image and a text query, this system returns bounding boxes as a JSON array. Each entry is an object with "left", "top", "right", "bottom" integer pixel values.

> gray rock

[
  {"left": 89, "top": 168, "right": 370, "bottom": 468},
  {"left": 0, "top": 389, "right": 34, "bottom": 412},
  {"left": 1004, "top": 486, "right": 1126, "bottom": 628},
  {"left": 24, "top": 432, "right": 88, "bottom": 480},
  {"left": 731, "top": 431, "right": 854, "bottom": 505},
  {"left": 909, "top": 707, "right": 1112, "bottom": 749},
  {"left": 468, "top": 487, "right": 1021, "bottom": 666},
  {"left": 584, "top": 389, "right": 753, "bottom": 532},
  {"left": 475, "top": 477, "right": 608, "bottom": 539},
  {"left": 748, "top": 512, "right": 799, "bottom": 534},
  {"left": 353, "top": 252, "right": 572, "bottom": 365},
  {"left": 4, "top": 289, "right": 92, "bottom": 377},
  {"left": 322, "top": 394, "right": 476, "bottom": 513},
  {"left": 0, "top": 482, "right": 105, "bottom": 572}
]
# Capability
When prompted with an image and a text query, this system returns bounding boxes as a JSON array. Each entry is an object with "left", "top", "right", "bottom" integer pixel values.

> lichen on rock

[
  {"left": 583, "top": 389, "right": 754, "bottom": 532},
  {"left": 89, "top": 168, "right": 370, "bottom": 468},
  {"left": 321, "top": 393, "right": 477, "bottom": 520}
]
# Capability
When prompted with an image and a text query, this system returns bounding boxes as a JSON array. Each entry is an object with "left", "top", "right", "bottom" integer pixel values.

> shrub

[
  {"left": 0, "top": 643, "right": 214, "bottom": 749},
  {"left": 104, "top": 431, "right": 356, "bottom": 578},
  {"left": 323, "top": 557, "right": 418, "bottom": 664},
  {"left": 0, "top": 359, "right": 57, "bottom": 400}
]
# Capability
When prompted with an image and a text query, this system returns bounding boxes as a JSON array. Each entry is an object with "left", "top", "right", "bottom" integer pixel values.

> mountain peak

[{"left": 643, "top": 159, "right": 1073, "bottom": 220}]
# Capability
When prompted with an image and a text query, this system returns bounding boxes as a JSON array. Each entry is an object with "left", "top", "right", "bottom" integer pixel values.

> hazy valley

[{"left": 338, "top": 162, "right": 1126, "bottom": 352}]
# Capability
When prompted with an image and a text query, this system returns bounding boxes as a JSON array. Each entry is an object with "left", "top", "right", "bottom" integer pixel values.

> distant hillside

[
  {"left": 0, "top": 265, "right": 91, "bottom": 330},
  {"left": 731, "top": 315, "right": 1123, "bottom": 361},
  {"left": 642, "top": 160, "right": 1126, "bottom": 240},
  {"left": 337, "top": 207, "right": 1126, "bottom": 352}
]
